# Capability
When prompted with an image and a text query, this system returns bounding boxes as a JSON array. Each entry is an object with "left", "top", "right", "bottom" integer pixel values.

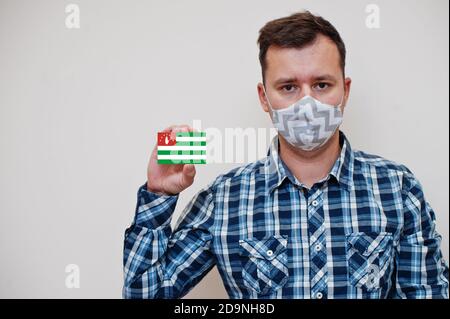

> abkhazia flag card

[{"left": 157, "top": 131, "right": 207, "bottom": 164}]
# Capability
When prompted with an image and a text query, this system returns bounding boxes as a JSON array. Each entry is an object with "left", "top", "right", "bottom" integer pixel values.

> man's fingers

[
  {"left": 161, "top": 124, "right": 198, "bottom": 141},
  {"left": 162, "top": 124, "right": 192, "bottom": 132},
  {"left": 170, "top": 125, "right": 194, "bottom": 140},
  {"left": 162, "top": 124, "right": 187, "bottom": 133}
]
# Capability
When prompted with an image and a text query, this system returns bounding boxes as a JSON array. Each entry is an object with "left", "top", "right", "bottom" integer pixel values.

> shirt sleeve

[
  {"left": 122, "top": 182, "right": 216, "bottom": 299},
  {"left": 392, "top": 170, "right": 449, "bottom": 298}
]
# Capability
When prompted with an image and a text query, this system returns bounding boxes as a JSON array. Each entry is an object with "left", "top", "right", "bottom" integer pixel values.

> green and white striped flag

[{"left": 157, "top": 131, "right": 206, "bottom": 164}]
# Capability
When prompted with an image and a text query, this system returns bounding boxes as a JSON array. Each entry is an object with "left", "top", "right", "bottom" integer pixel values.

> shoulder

[
  {"left": 353, "top": 149, "right": 412, "bottom": 174},
  {"left": 352, "top": 149, "right": 420, "bottom": 191},
  {"left": 208, "top": 159, "right": 266, "bottom": 191}
]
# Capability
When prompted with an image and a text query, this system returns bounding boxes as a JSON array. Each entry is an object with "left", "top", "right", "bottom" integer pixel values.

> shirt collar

[{"left": 264, "top": 130, "right": 354, "bottom": 193}]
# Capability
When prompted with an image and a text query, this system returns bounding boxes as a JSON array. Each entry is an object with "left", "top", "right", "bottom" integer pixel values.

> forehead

[{"left": 265, "top": 34, "right": 341, "bottom": 81}]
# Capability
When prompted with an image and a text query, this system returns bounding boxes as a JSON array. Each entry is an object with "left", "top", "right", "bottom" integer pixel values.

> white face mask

[{"left": 263, "top": 86, "right": 344, "bottom": 151}]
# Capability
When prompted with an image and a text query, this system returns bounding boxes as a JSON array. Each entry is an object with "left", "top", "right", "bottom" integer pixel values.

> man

[{"left": 123, "top": 11, "right": 449, "bottom": 299}]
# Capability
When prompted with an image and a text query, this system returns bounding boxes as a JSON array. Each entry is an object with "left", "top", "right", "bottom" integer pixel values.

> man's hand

[{"left": 146, "top": 125, "right": 197, "bottom": 196}]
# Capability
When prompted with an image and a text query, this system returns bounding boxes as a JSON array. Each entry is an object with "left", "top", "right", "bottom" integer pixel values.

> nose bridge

[
  {"left": 303, "top": 98, "right": 314, "bottom": 118},
  {"left": 300, "top": 83, "right": 312, "bottom": 99}
]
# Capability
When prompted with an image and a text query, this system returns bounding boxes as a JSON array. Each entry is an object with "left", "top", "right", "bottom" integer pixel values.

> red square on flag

[{"left": 158, "top": 132, "right": 176, "bottom": 146}]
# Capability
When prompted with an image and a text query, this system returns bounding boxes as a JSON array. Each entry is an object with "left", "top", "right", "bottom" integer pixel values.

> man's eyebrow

[
  {"left": 273, "top": 77, "right": 297, "bottom": 86},
  {"left": 313, "top": 74, "right": 337, "bottom": 81},
  {"left": 272, "top": 74, "right": 337, "bottom": 86}
]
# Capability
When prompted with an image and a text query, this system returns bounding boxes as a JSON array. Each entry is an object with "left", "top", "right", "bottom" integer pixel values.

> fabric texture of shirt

[{"left": 123, "top": 130, "right": 449, "bottom": 299}]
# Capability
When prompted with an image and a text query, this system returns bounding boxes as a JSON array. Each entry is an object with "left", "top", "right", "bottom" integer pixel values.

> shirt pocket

[
  {"left": 239, "top": 235, "right": 289, "bottom": 295},
  {"left": 346, "top": 232, "right": 394, "bottom": 291}
]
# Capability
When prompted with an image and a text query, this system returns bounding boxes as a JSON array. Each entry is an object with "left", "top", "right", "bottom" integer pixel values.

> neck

[{"left": 278, "top": 131, "right": 341, "bottom": 189}]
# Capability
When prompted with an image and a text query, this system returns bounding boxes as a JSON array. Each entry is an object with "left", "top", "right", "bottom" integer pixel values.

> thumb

[
  {"left": 184, "top": 164, "right": 195, "bottom": 176},
  {"left": 181, "top": 164, "right": 196, "bottom": 187}
]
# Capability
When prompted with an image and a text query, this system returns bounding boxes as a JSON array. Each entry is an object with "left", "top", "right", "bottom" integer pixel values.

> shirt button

[
  {"left": 368, "top": 264, "right": 378, "bottom": 275},
  {"left": 315, "top": 292, "right": 323, "bottom": 299},
  {"left": 315, "top": 244, "right": 322, "bottom": 252},
  {"left": 266, "top": 250, "right": 273, "bottom": 257},
  {"left": 312, "top": 200, "right": 319, "bottom": 207}
]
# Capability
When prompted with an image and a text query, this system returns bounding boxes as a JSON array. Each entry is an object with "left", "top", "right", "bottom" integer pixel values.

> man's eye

[
  {"left": 315, "top": 82, "right": 329, "bottom": 90},
  {"left": 282, "top": 85, "right": 297, "bottom": 92}
]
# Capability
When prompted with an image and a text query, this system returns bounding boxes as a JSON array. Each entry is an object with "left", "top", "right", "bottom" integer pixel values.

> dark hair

[{"left": 257, "top": 11, "right": 346, "bottom": 83}]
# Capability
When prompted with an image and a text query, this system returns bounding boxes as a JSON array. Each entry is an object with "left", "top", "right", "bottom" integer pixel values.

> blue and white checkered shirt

[{"left": 123, "top": 130, "right": 449, "bottom": 299}]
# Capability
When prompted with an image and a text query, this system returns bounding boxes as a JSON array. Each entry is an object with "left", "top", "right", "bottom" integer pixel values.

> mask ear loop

[
  {"left": 337, "top": 93, "right": 345, "bottom": 108},
  {"left": 262, "top": 85, "right": 275, "bottom": 113},
  {"left": 336, "top": 92, "right": 346, "bottom": 116}
]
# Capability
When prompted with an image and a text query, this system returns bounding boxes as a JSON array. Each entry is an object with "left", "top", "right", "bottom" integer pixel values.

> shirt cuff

[{"left": 134, "top": 183, "right": 179, "bottom": 228}]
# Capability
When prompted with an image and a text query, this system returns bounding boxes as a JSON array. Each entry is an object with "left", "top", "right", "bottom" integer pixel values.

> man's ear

[
  {"left": 342, "top": 77, "right": 352, "bottom": 110},
  {"left": 257, "top": 82, "right": 270, "bottom": 113}
]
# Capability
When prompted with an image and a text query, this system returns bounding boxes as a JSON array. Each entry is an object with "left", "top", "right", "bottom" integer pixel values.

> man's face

[{"left": 257, "top": 34, "right": 351, "bottom": 115}]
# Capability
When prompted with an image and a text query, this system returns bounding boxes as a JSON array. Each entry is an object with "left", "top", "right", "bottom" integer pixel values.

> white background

[{"left": 0, "top": 0, "right": 448, "bottom": 298}]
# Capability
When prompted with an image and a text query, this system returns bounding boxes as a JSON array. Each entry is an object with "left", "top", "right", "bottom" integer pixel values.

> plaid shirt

[{"left": 123, "top": 130, "right": 449, "bottom": 299}]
